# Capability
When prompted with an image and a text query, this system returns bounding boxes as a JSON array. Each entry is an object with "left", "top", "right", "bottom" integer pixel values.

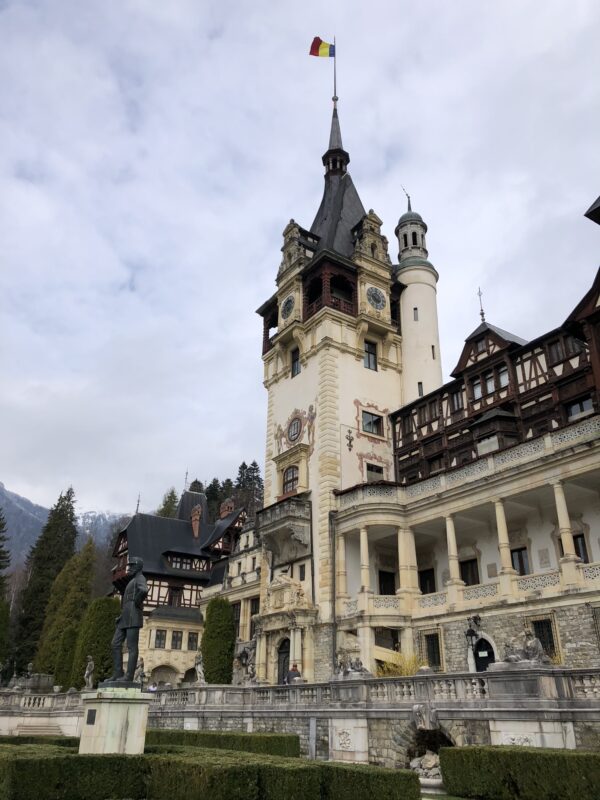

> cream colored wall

[{"left": 398, "top": 266, "right": 443, "bottom": 403}]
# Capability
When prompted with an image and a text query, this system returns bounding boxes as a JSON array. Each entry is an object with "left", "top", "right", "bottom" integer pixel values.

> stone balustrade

[{"left": 338, "top": 416, "right": 600, "bottom": 509}]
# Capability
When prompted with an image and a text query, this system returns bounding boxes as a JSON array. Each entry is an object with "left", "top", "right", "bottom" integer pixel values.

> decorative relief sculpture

[{"left": 492, "top": 630, "right": 551, "bottom": 669}]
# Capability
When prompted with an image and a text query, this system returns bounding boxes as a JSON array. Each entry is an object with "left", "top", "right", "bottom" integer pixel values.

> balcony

[{"left": 256, "top": 495, "right": 312, "bottom": 567}]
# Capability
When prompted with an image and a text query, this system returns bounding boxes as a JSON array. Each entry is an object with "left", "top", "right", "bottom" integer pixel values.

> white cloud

[{"left": 1, "top": 0, "right": 599, "bottom": 511}]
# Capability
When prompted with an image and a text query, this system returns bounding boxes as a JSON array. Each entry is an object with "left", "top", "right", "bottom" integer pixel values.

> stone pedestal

[{"left": 78, "top": 687, "right": 152, "bottom": 755}]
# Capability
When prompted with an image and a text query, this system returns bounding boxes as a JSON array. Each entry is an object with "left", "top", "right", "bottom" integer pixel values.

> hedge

[
  {"left": 0, "top": 742, "right": 420, "bottom": 800},
  {"left": 146, "top": 728, "right": 300, "bottom": 757},
  {"left": 440, "top": 745, "right": 600, "bottom": 800},
  {"left": 0, "top": 736, "right": 78, "bottom": 748}
]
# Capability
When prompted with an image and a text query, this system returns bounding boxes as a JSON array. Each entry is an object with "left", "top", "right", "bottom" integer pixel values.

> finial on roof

[
  {"left": 328, "top": 100, "right": 344, "bottom": 151},
  {"left": 401, "top": 184, "right": 411, "bottom": 212},
  {"left": 477, "top": 287, "right": 486, "bottom": 322}
]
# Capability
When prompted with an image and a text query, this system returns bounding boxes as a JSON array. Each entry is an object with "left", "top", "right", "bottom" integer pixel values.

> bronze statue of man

[{"left": 109, "top": 557, "right": 148, "bottom": 683}]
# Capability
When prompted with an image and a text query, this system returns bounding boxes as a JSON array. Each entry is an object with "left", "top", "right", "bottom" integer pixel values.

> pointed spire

[
  {"left": 407, "top": 195, "right": 412, "bottom": 212},
  {"left": 322, "top": 97, "right": 349, "bottom": 176},
  {"left": 328, "top": 97, "right": 343, "bottom": 151}
]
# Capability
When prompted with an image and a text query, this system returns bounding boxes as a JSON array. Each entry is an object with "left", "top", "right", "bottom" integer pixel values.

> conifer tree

[
  {"left": 70, "top": 597, "right": 121, "bottom": 688},
  {"left": 0, "top": 508, "right": 11, "bottom": 664},
  {"left": 156, "top": 488, "right": 179, "bottom": 518},
  {"left": 189, "top": 479, "right": 204, "bottom": 493},
  {"left": 34, "top": 539, "right": 95, "bottom": 676},
  {"left": 0, "top": 508, "right": 10, "bottom": 598},
  {"left": 201, "top": 597, "right": 235, "bottom": 684},
  {"left": 205, "top": 478, "right": 223, "bottom": 521},
  {"left": 15, "top": 488, "right": 78, "bottom": 670}
]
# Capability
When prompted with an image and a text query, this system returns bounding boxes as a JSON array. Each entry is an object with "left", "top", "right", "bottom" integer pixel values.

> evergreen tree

[
  {"left": 0, "top": 508, "right": 10, "bottom": 598},
  {"left": 201, "top": 597, "right": 235, "bottom": 684},
  {"left": 156, "top": 488, "right": 179, "bottom": 518},
  {"left": 189, "top": 479, "right": 204, "bottom": 493},
  {"left": 15, "top": 488, "right": 78, "bottom": 670},
  {"left": 205, "top": 478, "right": 223, "bottom": 521},
  {"left": 70, "top": 597, "right": 121, "bottom": 688},
  {"left": 0, "top": 598, "right": 8, "bottom": 668},
  {"left": 34, "top": 539, "right": 95, "bottom": 676},
  {"left": 0, "top": 508, "right": 11, "bottom": 665},
  {"left": 54, "top": 624, "right": 78, "bottom": 689},
  {"left": 234, "top": 460, "right": 264, "bottom": 519}
]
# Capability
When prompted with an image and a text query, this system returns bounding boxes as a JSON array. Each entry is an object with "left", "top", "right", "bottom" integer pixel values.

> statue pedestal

[{"left": 78, "top": 687, "right": 152, "bottom": 755}]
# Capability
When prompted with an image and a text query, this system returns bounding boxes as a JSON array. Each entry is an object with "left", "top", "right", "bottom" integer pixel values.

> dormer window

[{"left": 475, "top": 338, "right": 486, "bottom": 354}]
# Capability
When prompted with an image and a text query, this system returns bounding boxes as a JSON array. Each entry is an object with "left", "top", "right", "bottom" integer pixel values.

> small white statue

[
  {"left": 84, "top": 655, "right": 95, "bottom": 690},
  {"left": 194, "top": 651, "right": 206, "bottom": 685}
]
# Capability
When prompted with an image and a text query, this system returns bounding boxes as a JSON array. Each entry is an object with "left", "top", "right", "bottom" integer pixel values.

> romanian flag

[{"left": 309, "top": 37, "right": 335, "bottom": 58}]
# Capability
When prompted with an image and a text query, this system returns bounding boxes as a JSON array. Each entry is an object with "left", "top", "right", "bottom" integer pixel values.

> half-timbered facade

[{"left": 111, "top": 490, "right": 253, "bottom": 685}]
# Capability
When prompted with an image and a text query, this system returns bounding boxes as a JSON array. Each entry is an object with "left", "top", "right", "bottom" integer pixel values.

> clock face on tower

[
  {"left": 281, "top": 295, "right": 295, "bottom": 319},
  {"left": 366, "top": 286, "right": 386, "bottom": 311}
]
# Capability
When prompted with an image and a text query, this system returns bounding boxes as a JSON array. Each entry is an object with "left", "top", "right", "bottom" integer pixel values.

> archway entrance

[
  {"left": 277, "top": 638, "right": 290, "bottom": 684},
  {"left": 474, "top": 638, "right": 496, "bottom": 672}
]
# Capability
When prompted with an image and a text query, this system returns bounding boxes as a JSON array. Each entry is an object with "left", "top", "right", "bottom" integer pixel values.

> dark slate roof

[
  {"left": 123, "top": 514, "right": 207, "bottom": 575},
  {"left": 470, "top": 408, "right": 516, "bottom": 425},
  {"left": 328, "top": 105, "right": 343, "bottom": 150},
  {"left": 585, "top": 195, "right": 600, "bottom": 225},
  {"left": 310, "top": 106, "right": 366, "bottom": 258},
  {"left": 311, "top": 174, "right": 366, "bottom": 257},
  {"left": 208, "top": 560, "right": 228, "bottom": 587},
  {"left": 465, "top": 321, "right": 527, "bottom": 347}
]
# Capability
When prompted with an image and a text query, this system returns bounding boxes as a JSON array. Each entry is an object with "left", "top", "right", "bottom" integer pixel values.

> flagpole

[{"left": 333, "top": 36, "right": 337, "bottom": 102}]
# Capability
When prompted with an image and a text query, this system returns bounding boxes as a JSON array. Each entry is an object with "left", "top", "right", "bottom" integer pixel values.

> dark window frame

[
  {"left": 187, "top": 632, "right": 199, "bottom": 651},
  {"left": 154, "top": 629, "right": 167, "bottom": 649},
  {"left": 364, "top": 340, "right": 378, "bottom": 371},
  {"left": 291, "top": 347, "right": 301, "bottom": 378},
  {"left": 282, "top": 465, "right": 299, "bottom": 494},
  {"left": 511, "top": 546, "right": 530, "bottom": 575},
  {"left": 362, "top": 410, "right": 384, "bottom": 437},
  {"left": 366, "top": 462, "right": 384, "bottom": 482},
  {"left": 171, "top": 630, "right": 183, "bottom": 650},
  {"left": 459, "top": 558, "right": 480, "bottom": 586}
]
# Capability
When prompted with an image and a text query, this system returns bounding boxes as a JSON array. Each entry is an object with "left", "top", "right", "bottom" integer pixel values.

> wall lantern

[{"left": 464, "top": 615, "right": 482, "bottom": 652}]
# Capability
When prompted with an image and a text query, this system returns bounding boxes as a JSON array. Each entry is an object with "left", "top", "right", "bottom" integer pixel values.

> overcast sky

[{"left": 1, "top": 0, "right": 599, "bottom": 514}]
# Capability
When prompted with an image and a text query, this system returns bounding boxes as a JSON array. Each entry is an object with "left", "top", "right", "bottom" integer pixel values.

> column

[
  {"left": 256, "top": 633, "right": 267, "bottom": 683},
  {"left": 445, "top": 515, "right": 464, "bottom": 607},
  {"left": 400, "top": 627, "right": 414, "bottom": 656},
  {"left": 336, "top": 532, "right": 348, "bottom": 598},
  {"left": 445, "top": 515, "right": 461, "bottom": 583},
  {"left": 396, "top": 526, "right": 419, "bottom": 609},
  {"left": 552, "top": 480, "right": 583, "bottom": 587},
  {"left": 552, "top": 481, "right": 576, "bottom": 556},
  {"left": 295, "top": 628, "right": 303, "bottom": 675},
  {"left": 494, "top": 499, "right": 517, "bottom": 598},
  {"left": 360, "top": 526, "right": 371, "bottom": 592}
]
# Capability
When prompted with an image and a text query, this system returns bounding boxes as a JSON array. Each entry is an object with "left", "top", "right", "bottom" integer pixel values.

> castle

[{"left": 114, "top": 102, "right": 600, "bottom": 687}]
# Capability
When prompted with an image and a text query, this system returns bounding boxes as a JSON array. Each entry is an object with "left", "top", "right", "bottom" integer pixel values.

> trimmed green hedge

[
  {"left": 440, "top": 745, "right": 600, "bottom": 800},
  {"left": 0, "top": 736, "right": 78, "bottom": 748},
  {"left": 0, "top": 742, "right": 420, "bottom": 800},
  {"left": 146, "top": 728, "right": 301, "bottom": 757}
]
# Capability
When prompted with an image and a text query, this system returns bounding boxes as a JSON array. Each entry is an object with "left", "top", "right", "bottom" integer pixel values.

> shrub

[
  {"left": 69, "top": 596, "right": 121, "bottom": 688},
  {"left": 146, "top": 728, "right": 300, "bottom": 757},
  {"left": 147, "top": 754, "right": 260, "bottom": 800},
  {"left": 201, "top": 597, "right": 235, "bottom": 683},
  {"left": 0, "top": 736, "right": 78, "bottom": 748},
  {"left": 440, "top": 745, "right": 600, "bottom": 800},
  {"left": 319, "top": 761, "right": 420, "bottom": 800},
  {"left": 375, "top": 654, "right": 426, "bottom": 677}
]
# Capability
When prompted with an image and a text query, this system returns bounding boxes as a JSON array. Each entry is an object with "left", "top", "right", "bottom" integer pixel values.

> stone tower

[{"left": 255, "top": 101, "right": 442, "bottom": 682}]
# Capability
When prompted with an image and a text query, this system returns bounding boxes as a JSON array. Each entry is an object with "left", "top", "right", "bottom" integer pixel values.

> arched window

[{"left": 283, "top": 466, "right": 299, "bottom": 494}]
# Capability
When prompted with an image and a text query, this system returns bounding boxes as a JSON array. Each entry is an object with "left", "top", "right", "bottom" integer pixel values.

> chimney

[
  {"left": 191, "top": 505, "right": 202, "bottom": 539},
  {"left": 220, "top": 498, "right": 235, "bottom": 519}
]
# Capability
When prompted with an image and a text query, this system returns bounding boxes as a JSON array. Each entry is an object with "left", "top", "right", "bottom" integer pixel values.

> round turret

[{"left": 394, "top": 197, "right": 443, "bottom": 403}]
